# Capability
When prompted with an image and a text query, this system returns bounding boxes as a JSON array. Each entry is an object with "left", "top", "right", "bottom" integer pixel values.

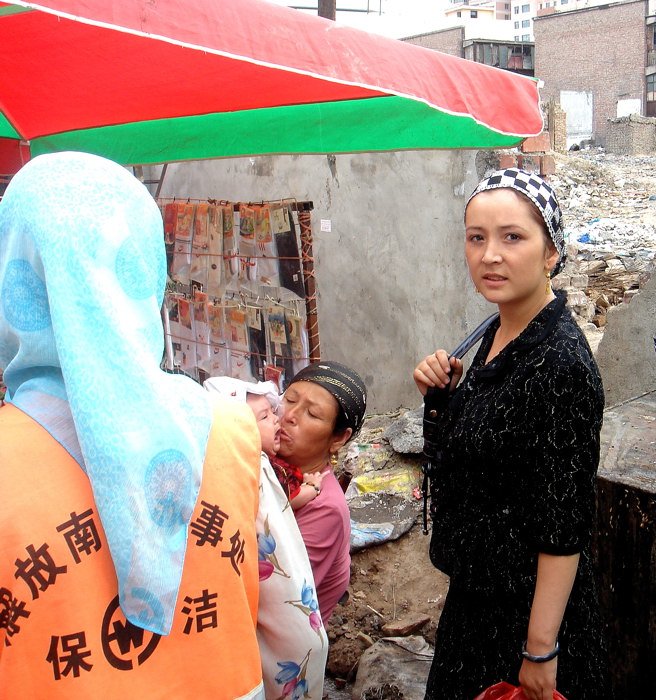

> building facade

[
  {"left": 404, "top": 27, "right": 534, "bottom": 75},
  {"left": 511, "top": 0, "right": 540, "bottom": 39},
  {"left": 534, "top": 0, "right": 648, "bottom": 146}
]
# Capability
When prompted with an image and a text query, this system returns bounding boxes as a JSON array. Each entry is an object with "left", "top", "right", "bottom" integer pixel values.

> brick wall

[
  {"left": 552, "top": 102, "right": 568, "bottom": 153},
  {"left": 606, "top": 114, "right": 656, "bottom": 154},
  {"left": 484, "top": 131, "right": 556, "bottom": 179},
  {"left": 534, "top": 0, "right": 646, "bottom": 146},
  {"left": 402, "top": 27, "right": 465, "bottom": 57}
]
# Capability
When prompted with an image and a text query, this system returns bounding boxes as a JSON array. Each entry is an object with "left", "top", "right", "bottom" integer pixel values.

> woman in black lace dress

[{"left": 413, "top": 169, "right": 611, "bottom": 700}]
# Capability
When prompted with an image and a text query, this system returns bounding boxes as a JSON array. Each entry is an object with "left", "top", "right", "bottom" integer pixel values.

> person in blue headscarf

[{"left": 0, "top": 151, "right": 264, "bottom": 698}]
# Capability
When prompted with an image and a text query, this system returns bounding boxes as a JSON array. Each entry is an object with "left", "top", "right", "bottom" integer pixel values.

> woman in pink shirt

[{"left": 277, "top": 362, "right": 367, "bottom": 623}]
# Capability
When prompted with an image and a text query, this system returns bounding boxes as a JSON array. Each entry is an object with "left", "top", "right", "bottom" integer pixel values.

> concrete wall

[
  {"left": 534, "top": 0, "right": 646, "bottom": 146},
  {"left": 595, "top": 272, "right": 656, "bottom": 407},
  {"left": 150, "top": 151, "right": 492, "bottom": 413}
]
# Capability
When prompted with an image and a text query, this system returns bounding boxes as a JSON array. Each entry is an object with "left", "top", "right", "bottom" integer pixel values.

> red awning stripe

[{"left": 4, "top": 0, "right": 542, "bottom": 138}]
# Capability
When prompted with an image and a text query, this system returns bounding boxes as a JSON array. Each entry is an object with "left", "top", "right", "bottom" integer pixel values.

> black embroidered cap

[
  {"left": 466, "top": 168, "right": 567, "bottom": 276},
  {"left": 288, "top": 360, "right": 367, "bottom": 436}
]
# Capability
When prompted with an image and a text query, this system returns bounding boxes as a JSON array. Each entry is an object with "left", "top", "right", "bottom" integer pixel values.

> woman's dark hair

[{"left": 333, "top": 405, "right": 352, "bottom": 439}]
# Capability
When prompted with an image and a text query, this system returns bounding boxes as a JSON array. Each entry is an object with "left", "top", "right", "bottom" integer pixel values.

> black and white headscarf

[
  {"left": 289, "top": 361, "right": 367, "bottom": 437},
  {"left": 466, "top": 168, "right": 567, "bottom": 277}
]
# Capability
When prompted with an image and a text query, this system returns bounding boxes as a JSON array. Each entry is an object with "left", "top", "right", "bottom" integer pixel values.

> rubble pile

[{"left": 549, "top": 149, "right": 656, "bottom": 349}]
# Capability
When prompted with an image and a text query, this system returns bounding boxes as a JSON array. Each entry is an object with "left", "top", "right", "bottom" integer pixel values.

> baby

[{"left": 204, "top": 376, "right": 324, "bottom": 510}]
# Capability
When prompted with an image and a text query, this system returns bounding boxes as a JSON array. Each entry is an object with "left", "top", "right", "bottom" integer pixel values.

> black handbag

[{"left": 421, "top": 312, "right": 499, "bottom": 534}]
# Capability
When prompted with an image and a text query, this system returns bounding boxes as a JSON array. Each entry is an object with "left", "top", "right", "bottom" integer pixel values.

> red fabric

[
  {"left": 0, "top": 0, "right": 542, "bottom": 141},
  {"left": 473, "top": 682, "right": 569, "bottom": 700},
  {"left": 0, "top": 138, "right": 29, "bottom": 176},
  {"left": 269, "top": 456, "right": 303, "bottom": 501}
]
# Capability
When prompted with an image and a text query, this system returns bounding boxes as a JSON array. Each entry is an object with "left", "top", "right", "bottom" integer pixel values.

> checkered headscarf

[{"left": 466, "top": 168, "right": 566, "bottom": 276}]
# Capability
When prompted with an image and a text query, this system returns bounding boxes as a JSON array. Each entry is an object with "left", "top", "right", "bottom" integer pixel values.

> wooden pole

[
  {"left": 318, "top": 0, "right": 336, "bottom": 20},
  {"left": 297, "top": 206, "right": 321, "bottom": 362}
]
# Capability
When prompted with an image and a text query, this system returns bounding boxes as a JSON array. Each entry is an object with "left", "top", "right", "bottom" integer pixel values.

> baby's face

[{"left": 246, "top": 394, "right": 280, "bottom": 456}]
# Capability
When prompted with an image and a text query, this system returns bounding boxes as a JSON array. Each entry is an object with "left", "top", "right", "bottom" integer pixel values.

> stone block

[
  {"left": 540, "top": 154, "right": 556, "bottom": 176},
  {"left": 570, "top": 273, "right": 589, "bottom": 288},
  {"left": 521, "top": 132, "right": 552, "bottom": 153},
  {"left": 381, "top": 614, "right": 431, "bottom": 637},
  {"left": 566, "top": 289, "right": 590, "bottom": 307},
  {"left": 497, "top": 153, "right": 518, "bottom": 169},
  {"left": 517, "top": 154, "right": 540, "bottom": 172}
]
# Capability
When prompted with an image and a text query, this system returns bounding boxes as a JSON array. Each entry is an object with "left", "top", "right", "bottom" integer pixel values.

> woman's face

[
  {"left": 278, "top": 381, "right": 351, "bottom": 471},
  {"left": 464, "top": 188, "right": 559, "bottom": 309}
]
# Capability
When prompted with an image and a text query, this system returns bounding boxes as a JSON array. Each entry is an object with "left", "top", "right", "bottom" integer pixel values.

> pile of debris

[{"left": 550, "top": 149, "right": 656, "bottom": 350}]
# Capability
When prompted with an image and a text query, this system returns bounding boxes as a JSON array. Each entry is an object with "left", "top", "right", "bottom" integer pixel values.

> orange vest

[{"left": 0, "top": 400, "right": 263, "bottom": 699}]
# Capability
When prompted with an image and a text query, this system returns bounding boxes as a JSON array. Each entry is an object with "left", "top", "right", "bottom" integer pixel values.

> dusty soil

[
  {"left": 324, "top": 413, "right": 444, "bottom": 687},
  {"left": 327, "top": 518, "right": 448, "bottom": 680}
]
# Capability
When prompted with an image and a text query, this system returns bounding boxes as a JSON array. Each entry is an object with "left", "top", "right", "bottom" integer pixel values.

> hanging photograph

[
  {"left": 238, "top": 204, "right": 257, "bottom": 282},
  {"left": 206, "top": 204, "right": 223, "bottom": 297},
  {"left": 254, "top": 205, "right": 279, "bottom": 287},
  {"left": 222, "top": 203, "right": 238, "bottom": 282},
  {"left": 274, "top": 204, "right": 305, "bottom": 298}
]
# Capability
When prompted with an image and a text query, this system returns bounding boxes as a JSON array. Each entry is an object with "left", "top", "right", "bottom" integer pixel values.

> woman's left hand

[{"left": 518, "top": 657, "right": 557, "bottom": 700}]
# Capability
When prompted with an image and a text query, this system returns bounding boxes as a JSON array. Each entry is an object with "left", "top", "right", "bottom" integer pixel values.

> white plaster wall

[{"left": 150, "top": 150, "right": 494, "bottom": 413}]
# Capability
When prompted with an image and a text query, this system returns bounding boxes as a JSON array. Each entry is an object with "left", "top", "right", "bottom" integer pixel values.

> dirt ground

[
  {"left": 326, "top": 515, "right": 448, "bottom": 680},
  {"left": 324, "top": 411, "right": 444, "bottom": 687}
]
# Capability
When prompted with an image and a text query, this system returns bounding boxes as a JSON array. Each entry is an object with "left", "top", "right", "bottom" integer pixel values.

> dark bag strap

[{"left": 421, "top": 313, "right": 499, "bottom": 534}]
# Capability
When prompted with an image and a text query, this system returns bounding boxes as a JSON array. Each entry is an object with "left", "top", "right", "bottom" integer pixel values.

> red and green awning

[{"left": 0, "top": 0, "right": 543, "bottom": 174}]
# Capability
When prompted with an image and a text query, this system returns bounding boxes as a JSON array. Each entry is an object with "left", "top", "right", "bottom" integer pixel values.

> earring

[
  {"left": 545, "top": 271, "right": 552, "bottom": 296},
  {"left": 330, "top": 452, "right": 338, "bottom": 467},
  {"left": 475, "top": 286, "right": 480, "bottom": 294}
]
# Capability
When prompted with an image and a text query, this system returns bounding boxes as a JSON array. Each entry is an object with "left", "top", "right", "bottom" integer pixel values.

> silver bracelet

[{"left": 521, "top": 640, "right": 560, "bottom": 663}]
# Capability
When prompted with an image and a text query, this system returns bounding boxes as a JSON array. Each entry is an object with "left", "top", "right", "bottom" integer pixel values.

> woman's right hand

[{"left": 413, "top": 350, "right": 463, "bottom": 397}]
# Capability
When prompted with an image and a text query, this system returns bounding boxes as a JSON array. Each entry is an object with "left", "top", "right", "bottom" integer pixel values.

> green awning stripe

[
  {"left": 0, "top": 111, "right": 21, "bottom": 138},
  {"left": 0, "top": 5, "right": 34, "bottom": 17},
  {"left": 30, "top": 96, "right": 522, "bottom": 165}
]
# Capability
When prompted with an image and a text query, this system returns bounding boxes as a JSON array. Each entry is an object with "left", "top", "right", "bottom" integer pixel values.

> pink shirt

[{"left": 295, "top": 467, "right": 351, "bottom": 622}]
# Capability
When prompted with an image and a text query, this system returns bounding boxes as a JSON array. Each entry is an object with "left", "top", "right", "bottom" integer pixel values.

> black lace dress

[{"left": 425, "top": 291, "right": 611, "bottom": 700}]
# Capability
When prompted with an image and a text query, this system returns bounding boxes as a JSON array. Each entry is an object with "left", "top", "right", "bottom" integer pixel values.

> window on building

[
  {"left": 648, "top": 73, "right": 656, "bottom": 116},
  {"left": 522, "top": 34, "right": 531, "bottom": 40},
  {"left": 505, "top": 3, "right": 510, "bottom": 7},
  {"left": 515, "top": 35, "right": 520, "bottom": 41},
  {"left": 456, "top": 10, "right": 461, "bottom": 16},
  {"left": 545, "top": 1, "right": 551, "bottom": 6},
  {"left": 522, "top": 3, "right": 530, "bottom": 11},
  {"left": 561, "top": 0, "right": 568, "bottom": 3},
  {"left": 514, "top": 6, "right": 519, "bottom": 13},
  {"left": 470, "top": 10, "right": 478, "bottom": 17},
  {"left": 514, "top": 21, "right": 519, "bottom": 28},
  {"left": 521, "top": 19, "right": 530, "bottom": 27}
]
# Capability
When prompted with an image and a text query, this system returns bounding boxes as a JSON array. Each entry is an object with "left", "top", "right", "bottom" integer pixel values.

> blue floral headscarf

[{"left": 0, "top": 151, "right": 212, "bottom": 635}]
